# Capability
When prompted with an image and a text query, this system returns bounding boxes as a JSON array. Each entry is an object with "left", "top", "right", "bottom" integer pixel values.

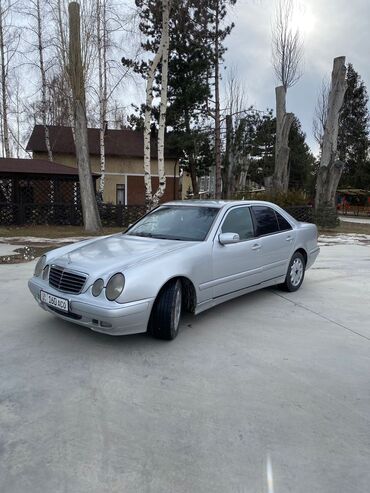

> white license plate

[{"left": 40, "top": 291, "right": 69, "bottom": 313}]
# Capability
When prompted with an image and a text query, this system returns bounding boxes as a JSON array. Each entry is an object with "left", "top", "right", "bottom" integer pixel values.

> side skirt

[{"left": 194, "top": 275, "right": 286, "bottom": 315}]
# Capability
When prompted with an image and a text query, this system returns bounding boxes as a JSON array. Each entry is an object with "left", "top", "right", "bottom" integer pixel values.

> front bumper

[{"left": 28, "top": 277, "right": 154, "bottom": 335}]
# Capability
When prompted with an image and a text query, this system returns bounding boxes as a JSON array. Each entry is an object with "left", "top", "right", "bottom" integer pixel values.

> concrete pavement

[{"left": 0, "top": 242, "right": 369, "bottom": 492}]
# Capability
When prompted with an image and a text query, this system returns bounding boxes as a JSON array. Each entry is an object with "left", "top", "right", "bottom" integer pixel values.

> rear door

[
  {"left": 251, "top": 206, "right": 296, "bottom": 282},
  {"left": 211, "top": 206, "right": 264, "bottom": 298}
]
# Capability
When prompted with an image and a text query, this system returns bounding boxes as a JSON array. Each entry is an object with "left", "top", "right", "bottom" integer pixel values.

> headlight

[
  {"left": 42, "top": 264, "right": 50, "bottom": 280},
  {"left": 106, "top": 273, "right": 125, "bottom": 301},
  {"left": 34, "top": 255, "right": 46, "bottom": 277},
  {"left": 92, "top": 278, "right": 104, "bottom": 297}
]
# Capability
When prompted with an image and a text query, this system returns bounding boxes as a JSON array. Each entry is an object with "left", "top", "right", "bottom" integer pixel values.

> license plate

[{"left": 40, "top": 291, "right": 69, "bottom": 313}]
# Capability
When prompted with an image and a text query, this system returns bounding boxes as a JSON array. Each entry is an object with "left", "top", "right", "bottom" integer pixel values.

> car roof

[{"left": 163, "top": 200, "right": 279, "bottom": 209}]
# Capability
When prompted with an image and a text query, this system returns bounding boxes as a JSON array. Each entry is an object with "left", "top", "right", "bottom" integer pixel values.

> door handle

[
  {"left": 251, "top": 243, "right": 261, "bottom": 251},
  {"left": 286, "top": 236, "right": 293, "bottom": 242}
]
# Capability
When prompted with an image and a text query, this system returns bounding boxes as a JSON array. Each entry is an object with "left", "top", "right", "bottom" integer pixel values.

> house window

[
  {"left": 199, "top": 176, "right": 211, "bottom": 193},
  {"left": 116, "top": 184, "right": 125, "bottom": 205}
]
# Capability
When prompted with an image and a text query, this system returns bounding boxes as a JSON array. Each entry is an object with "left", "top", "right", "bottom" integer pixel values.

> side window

[
  {"left": 252, "top": 206, "right": 279, "bottom": 236},
  {"left": 221, "top": 207, "right": 254, "bottom": 240},
  {"left": 276, "top": 211, "right": 292, "bottom": 231}
]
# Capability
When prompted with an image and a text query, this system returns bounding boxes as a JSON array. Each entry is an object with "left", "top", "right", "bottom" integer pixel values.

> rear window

[
  {"left": 252, "top": 206, "right": 279, "bottom": 236},
  {"left": 276, "top": 211, "right": 292, "bottom": 231}
]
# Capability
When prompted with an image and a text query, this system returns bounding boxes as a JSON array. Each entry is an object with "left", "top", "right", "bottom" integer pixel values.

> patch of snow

[
  {"left": 0, "top": 244, "right": 19, "bottom": 256},
  {"left": 339, "top": 216, "right": 370, "bottom": 225},
  {"left": 319, "top": 234, "right": 370, "bottom": 246}
]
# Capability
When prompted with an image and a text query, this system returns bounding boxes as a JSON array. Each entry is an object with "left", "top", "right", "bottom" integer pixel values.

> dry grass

[{"left": 319, "top": 221, "right": 370, "bottom": 236}]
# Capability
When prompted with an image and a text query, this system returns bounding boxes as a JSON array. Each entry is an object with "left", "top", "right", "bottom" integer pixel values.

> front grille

[{"left": 49, "top": 265, "right": 87, "bottom": 294}]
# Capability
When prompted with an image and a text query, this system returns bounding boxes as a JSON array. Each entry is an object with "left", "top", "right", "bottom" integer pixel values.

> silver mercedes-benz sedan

[{"left": 28, "top": 200, "right": 319, "bottom": 340}]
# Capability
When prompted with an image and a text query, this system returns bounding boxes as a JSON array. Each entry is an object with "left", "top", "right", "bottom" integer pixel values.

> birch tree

[
  {"left": 152, "top": 0, "right": 170, "bottom": 207},
  {"left": 95, "top": 0, "right": 135, "bottom": 197},
  {"left": 142, "top": 0, "right": 170, "bottom": 210},
  {"left": 271, "top": 0, "right": 303, "bottom": 192},
  {"left": 68, "top": 1, "right": 101, "bottom": 232},
  {"left": 315, "top": 56, "right": 347, "bottom": 226}
]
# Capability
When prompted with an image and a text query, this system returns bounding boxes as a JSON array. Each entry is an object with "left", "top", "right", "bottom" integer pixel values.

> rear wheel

[
  {"left": 280, "top": 252, "right": 305, "bottom": 292},
  {"left": 148, "top": 279, "right": 182, "bottom": 340}
]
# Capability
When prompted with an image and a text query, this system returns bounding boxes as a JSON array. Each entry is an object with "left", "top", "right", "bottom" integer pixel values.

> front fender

[{"left": 116, "top": 241, "right": 212, "bottom": 304}]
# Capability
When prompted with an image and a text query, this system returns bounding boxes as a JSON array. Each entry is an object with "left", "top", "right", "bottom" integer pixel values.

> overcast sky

[{"left": 222, "top": 0, "right": 370, "bottom": 155}]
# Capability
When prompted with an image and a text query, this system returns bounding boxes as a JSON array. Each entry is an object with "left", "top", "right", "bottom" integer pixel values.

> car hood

[{"left": 50, "top": 234, "right": 196, "bottom": 276}]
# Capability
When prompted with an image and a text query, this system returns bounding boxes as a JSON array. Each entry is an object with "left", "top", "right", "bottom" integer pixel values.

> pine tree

[
  {"left": 249, "top": 112, "right": 314, "bottom": 191},
  {"left": 288, "top": 118, "right": 316, "bottom": 190},
  {"left": 338, "top": 64, "right": 370, "bottom": 189}
]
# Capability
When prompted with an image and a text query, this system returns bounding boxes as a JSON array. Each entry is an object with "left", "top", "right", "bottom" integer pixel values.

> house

[{"left": 26, "top": 125, "right": 180, "bottom": 205}]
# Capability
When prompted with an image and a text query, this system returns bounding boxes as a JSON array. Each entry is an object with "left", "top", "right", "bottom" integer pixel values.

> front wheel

[
  {"left": 148, "top": 279, "right": 182, "bottom": 340},
  {"left": 280, "top": 252, "right": 305, "bottom": 292}
]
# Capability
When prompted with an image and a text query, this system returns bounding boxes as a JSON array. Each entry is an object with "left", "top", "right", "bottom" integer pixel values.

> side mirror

[{"left": 218, "top": 232, "right": 240, "bottom": 245}]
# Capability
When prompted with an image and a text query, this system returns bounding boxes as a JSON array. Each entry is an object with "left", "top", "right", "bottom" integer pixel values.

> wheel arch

[
  {"left": 294, "top": 247, "right": 307, "bottom": 265},
  {"left": 152, "top": 276, "right": 197, "bottom": 314}
]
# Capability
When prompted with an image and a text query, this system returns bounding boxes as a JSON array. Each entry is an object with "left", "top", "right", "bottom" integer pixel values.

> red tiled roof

[
  {"left": 0, "top": 158, "right": 100, "bottom": 176},
  {"left": 26, "top": 125, "right": 177, "bottom": 159}
]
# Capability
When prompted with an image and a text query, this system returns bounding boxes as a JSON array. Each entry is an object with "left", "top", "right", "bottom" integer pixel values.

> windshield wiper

[{"left": 128, "top": 232, "right": 153, "bottom": 238}]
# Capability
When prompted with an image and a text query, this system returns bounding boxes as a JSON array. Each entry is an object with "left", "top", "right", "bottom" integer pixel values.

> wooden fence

[{"left": 0, "top": 203, "right": 147, "bottom": 228}]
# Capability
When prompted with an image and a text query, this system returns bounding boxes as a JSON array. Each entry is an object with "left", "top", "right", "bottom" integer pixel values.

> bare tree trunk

[
  {"left": 0, "top": 6, "right": 10, "bottom": 157},
  {"left": 272, "top": 86, "right": 294, "bottom": 192},
  {"left": 36, "top": 0, "right": 53, "bottom": 161},
  {"left": 214, "top": 2, "right": 222, "bottom": 199},
  {"left": 97, "top": 0, "right": 107, "bottom": 198},
  {"left": 224, "top": 114, "right": 233, "bottom": 199},
  {"left": 315, "top": 56, "right": 347, "bottom": 226},
  {"left": 189, "top": 159, "right": 199, "bottom": 197},
  {"left": 152, "top": 0, "right": 170, "bottom": 207},
  {"left": 68, "top": 1, "right": 101, "bottom": 232},
  {"left": 55, "top": 0, "right": 75, "bottom": 134}
]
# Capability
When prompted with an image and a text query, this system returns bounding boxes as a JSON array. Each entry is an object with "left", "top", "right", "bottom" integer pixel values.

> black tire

[
  {"left": 279, "top": 251, "right": 306, "bottom": 292},
  {"left": 148, "top": 279, "right": 182, "bottom": 340}
]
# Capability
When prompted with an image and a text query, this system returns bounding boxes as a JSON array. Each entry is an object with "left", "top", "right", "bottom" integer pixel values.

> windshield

[{"left": 126, "top": 206, "right": 220, "bottom": 241}]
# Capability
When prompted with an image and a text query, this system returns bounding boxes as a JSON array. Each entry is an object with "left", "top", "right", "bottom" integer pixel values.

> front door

[{"left": 212, "top": 206, "right": 264, "bottom": 298}]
